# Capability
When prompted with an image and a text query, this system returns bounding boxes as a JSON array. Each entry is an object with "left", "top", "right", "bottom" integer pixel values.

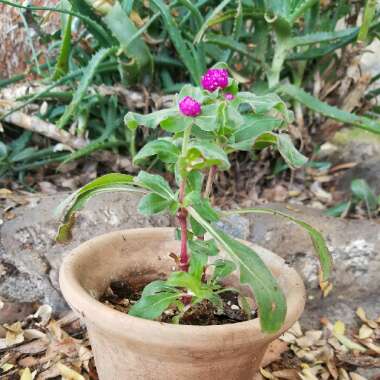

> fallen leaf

[
  {"left": 57, "top": 362, "right": 85, "bottom": 380},
  {"left": 332, "top": 321, "right": 367, "bottom": 352},
  {"left": 261, "top": 340, "right": 289, "bottom": 367},
  {"left": 1, "top": 363, "right": 14, "bottom": 372},
  {"left": 260, "top": 368, "right": 277, "bottom": 379},
  {"left": 272, "top": 369, "right": 299, "bottom": 379},
  {"left": 15, "top": 338, "right": 49, "bottom": 354},
  {"left": 33, "top": 305, "right": 52, "bottom": 326},
  {"left": 20, "top": 367, "right": 34, "bottom": 380},
  {"left": 356, "top": 307, "right": 377, "bottom": 329},
  {"left": 350, "top": 373, "right": 368, "bottom": 380},
  {"left": 358, "top": 324, "right": 373, "bottom": 339},
  {"left": 4, "top": 321, "right": 24, "bottom": 346},
  {"left": 338, "top": 368, "right": 350, "bottom": 380}
]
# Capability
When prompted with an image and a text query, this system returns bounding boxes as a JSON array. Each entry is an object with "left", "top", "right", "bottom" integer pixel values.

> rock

[
  {"left": 326, "top": 128, "right": 380, "bottom": 194},
  {"left": 1, "top": 194, "right": 379, "bottom": 328},
  {"left": 0, "top": 192, "right": 171, "bottom": 311}
]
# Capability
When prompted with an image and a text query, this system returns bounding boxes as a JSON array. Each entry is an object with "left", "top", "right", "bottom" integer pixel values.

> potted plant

[{"left": 57, "top": 65, "right": 332, "bottom": 380}]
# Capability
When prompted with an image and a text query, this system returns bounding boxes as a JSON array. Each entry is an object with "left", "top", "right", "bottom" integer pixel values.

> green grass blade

[
  {"left": 0, "top": 0, "right": 113, "bottom": 46},
  {"left": 279, "top": 84, "right": 380, "bottom": 134},
  {"left": 102, "top": 2, "right": 152, "bottom": 74},
  {"left": 150, "top": 0, "right": 200, "bottom": 82},
  {"left": 358, "top": 0, "right": 377, "bottom": 42},
  {"left": 194, "top": 0, "right": 234, "bottom": 44},
  {"left": 52, "top": 14, "right": 73, "bottom": 80},
  {"left": 288, "top": 28, "right": 358, "bottom": 48},
  {"left": 57, "top": 47, "right": 116, "bottom": 129}
]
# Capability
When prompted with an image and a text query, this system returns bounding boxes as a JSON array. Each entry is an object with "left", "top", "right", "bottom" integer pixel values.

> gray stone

[
  {"left": 1, "top": 194, "right": 379, "bottom": 329},
  {"left": 325, "top": 128, "right": 380, "bottom": 194},
  {"left": 0, "top": 192, "right": 171, "bottom": 311}
]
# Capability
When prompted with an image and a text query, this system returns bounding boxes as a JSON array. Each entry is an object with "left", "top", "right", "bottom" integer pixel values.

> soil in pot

[{"left": 100, "top": 279, "right": 258, "bottom": 326}]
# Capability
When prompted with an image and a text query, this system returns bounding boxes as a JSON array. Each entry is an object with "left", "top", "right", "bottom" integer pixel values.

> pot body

[{"left": 60, "top": 228, "right": 305, "bottom": 380}]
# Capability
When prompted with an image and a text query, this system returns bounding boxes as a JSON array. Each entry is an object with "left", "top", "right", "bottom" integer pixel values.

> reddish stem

[{"left": 178, "top": 181, "right": 189, "bottom": 271}]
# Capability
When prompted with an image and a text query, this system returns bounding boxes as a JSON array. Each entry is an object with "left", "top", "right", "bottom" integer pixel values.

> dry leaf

[
  {"left": 33, "top": 305, "right": 52, "bottom": 326},
  {"left": 358, "top": 324, "right": 373, "bottom": 339},
  {"left": 333, "top": 321, "right": 366, "bottom": 352},
  {"left": 57, "top": 362, "right": 85, "bottom": 380},
  {"left": 356, "top": 307, "right": 377, "bottom": 329},
  {"left": 272, "top": 369, "right": 299, "bottom": 379},
  {"left": 261, "top": 340, "right": 289, "bottom": 367},
  {"left": 15, "top": 338, "right": 49, "bottom": 354},
  {"left": 288, "top": 322, "right": 303, "bottom": 338},
  {"left": 338, "top": 368, "right": 350, "bottom": 380},
  {"left": 4, "top": 321, "right": 24, "bottom": 346},
  {"left": 296, "top": 330, "right": 323, "bottom": 348},
  {"left": 259, "top": 368, "right": 277, "bottom": 379},
  {"left": 1, "top": 363, "right": 14, "bottom": 372},
  {"left": 20, "top": 367, "right": 35, "bottom": 380},
  {"left": 350, "top": 373, "right": 368, "bottom": 380}
]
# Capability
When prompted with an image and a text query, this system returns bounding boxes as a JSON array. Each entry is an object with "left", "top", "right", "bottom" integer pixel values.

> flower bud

[
  {"left": 201, "top": 68, "right": 229, "bottom": 92},
  {"left": 179, "top": 96, "right": 202, "bottom": 117}
]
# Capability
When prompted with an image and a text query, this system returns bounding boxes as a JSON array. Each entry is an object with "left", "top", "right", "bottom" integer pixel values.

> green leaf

[
  {"left": 103, "top": 2, "right": 152, "bottom": 74},
  {"left": 166, "top": 271, "right": 201, "bottom": 294},
  {"left": 161, "top": 116, "right": 192, "bottom": 133},
  {"left": 358, "top": 0, "right": 377, "bottom": 42},
  {"left": 134, "top": 139, "right": 180, "bottom": 164},
  {"left": 188, "top": 247, "right": 208, "bottom": 282},
  {"left": 185, "top": 192, "right": 219, "bottom": 222},
  {"left": 186, "top": 171, "right": 204, "bottom": 193},
  {"left": 57, "top": 47, "right": 116, "bottom": 128},
  {"left": 55, "top": 173, "right": 140, "bottom": 243},
  {"left": 150, "top": 0, "right": 201, "bottom": 82},
  {"left": 125, "top": 107, "right": 179, "bottom": 130},
  {"left": 212, "top": 259, "right": 236, "bottom": 281},
  {"left": 189, "top": 239, "right": 219, "bottom": 256},
  {"left": 189, "top": 207, "right": 287, "bottom": 333},
  {"left": 190, "top": 216, "right": 206, "bottom": 236},
  {"left": 52, "top": 14, "right": 72, "bottom": 80},
  {"left": 229, "top": 115, "right": 282, "bottom": 151},
  {"left": 194, "top": 104, "right": 219, "bottom": 131},
  {"left": 141, "top": 280, "right": 177, "bottom": 296},
  {"left": 194, "top": 0, "right": 234, "bottom": 43},
  {"left": 135, "top": 171, "right": 175, "bottom": 200},
  {"left": 128, "top": 291, "right": 180, "bottom": 320},
  {"left": 235, "top": 92, "right": 292, "bottom": 122},
  {"left": 324, "top": 201, "right": 352, "bottom": 217},
  {"left": 277, "top": 134, "right": 308, "bottom": 169},
  {"left": 178, "top": 84, "right": 205, "bottom": 103},
  {"left": 186, "top": 141, "right": 230, "bottom": 171},
  {"left": 351, "top": 179, "right": 378, "bottom": 212},
  {"left": 221, "top": 207, "right": 332, "bottom": 284},
  {"left": 288, "top": 28, "right": 358, "bottom": 48},
  {"left": 279, "top": 84, "right": 380, "bottom": 134},
  {"left": 137, "top": 193, "right": 174, "bottom": 215}
]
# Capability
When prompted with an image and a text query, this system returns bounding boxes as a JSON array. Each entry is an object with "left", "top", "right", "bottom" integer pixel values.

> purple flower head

[
  {"left": 201, "top": 68, "right": 229, "bottom": 92},
  {"left": 224, "top": 92, "right": 235, "bottom": 101},
  {"left": 179, "top": 96, "right": 202, "bottom": 117}
]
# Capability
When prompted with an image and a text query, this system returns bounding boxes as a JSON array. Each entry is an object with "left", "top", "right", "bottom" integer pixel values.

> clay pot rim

[{"left": 60, "top": 227, "right": 305, "bottom": 341}]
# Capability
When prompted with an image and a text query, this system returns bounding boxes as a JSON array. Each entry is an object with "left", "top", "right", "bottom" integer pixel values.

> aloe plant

[
  {"left": 1, "top": 0, "right": 380, "bottom": 181},
  {"left": 56, "top": 65, "right": 332, "bottom": 333}
]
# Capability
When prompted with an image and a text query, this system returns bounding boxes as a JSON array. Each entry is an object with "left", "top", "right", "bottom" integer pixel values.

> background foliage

[{"left": 0, "top": 0, "right": 380, "bottom": 205}]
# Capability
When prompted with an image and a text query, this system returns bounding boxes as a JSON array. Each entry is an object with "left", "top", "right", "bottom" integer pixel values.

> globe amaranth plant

[{"left": 56, "top": 64, "right": 332, "bottom": 333}]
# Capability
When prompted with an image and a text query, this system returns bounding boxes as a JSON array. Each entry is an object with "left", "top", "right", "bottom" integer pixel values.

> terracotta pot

[{"left": 60, "top": 228, "right": 305, "bottom": 380}]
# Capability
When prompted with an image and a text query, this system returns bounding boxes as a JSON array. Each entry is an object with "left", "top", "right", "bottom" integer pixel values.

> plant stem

[
  {"left": 204, "top": 165, "right": 217, "bottom": 198},
  {"left": 177, "top": 123, "right": 192, "bottom": 271}
]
